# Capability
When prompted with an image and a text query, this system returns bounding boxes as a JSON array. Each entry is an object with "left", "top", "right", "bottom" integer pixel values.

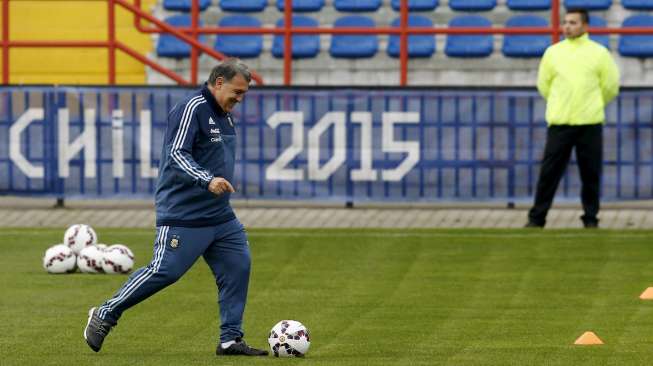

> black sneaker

[
  {"left": 583, "top": 221, "right": 599, "bottom": 229},
  {"left": 581, "top": 215, "right": 599, "bottom": 229},
  {"left": 524, "top": 221, "right": 544, "bottom": 228},
  {"left": 84, "top": 307, "right": 114, "bottom": 352},
  {"left": 216, "top": 338, "right": 269, "bottom": 356}
]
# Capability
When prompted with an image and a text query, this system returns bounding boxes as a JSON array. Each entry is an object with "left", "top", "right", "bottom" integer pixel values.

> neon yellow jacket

[{"left": 537, "top": 33, "right": 620, "bottom": 125}]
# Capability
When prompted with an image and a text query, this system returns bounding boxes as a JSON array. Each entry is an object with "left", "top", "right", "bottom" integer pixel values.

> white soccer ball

[
  {"left": 63, "top": 224, "right": 98, "bottom": 255},
  {"left": 268, "top": 320, "right": 311, "bottom": 357},
  {"left": 43, "top": 244, "right": 77, "bottom": 274},
  {"left": 101, "top": 244, "right": 134, "bottom": 274},
  {"left": 77, "top": 245, "right": 105, "bottom": 273},
  {"left": 96, "top": 243, "right": 108, "bottom": 251},
  {"left": 108, "top": 244, "right": 134, "bottom": 261}
]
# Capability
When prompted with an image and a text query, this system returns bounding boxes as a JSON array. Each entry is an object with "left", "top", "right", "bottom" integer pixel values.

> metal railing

[
  {"left": 3, "top": 0, "right": 653, "bottom": 86},
  {"left": 0, "top": 0, "right": 262, "bottom": 85}
]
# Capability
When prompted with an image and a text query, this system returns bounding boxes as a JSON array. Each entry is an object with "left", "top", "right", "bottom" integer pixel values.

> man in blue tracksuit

[{"left": 84, "top": 59, "right": 268, "bottom": 356}]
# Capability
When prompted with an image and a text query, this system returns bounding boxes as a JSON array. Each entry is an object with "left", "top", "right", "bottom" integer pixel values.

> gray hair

[{"left": 208, "top": 58, "right": 251, "bottom": 84}]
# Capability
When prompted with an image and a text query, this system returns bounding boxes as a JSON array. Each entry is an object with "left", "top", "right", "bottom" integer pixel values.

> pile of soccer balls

[{"left": 42, "top": 224, "right": 135, "bottom": 274}]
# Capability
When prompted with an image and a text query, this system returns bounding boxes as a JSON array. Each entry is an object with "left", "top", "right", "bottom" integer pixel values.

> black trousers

[{"left": 528, "top": 124, "right": 603, "bottom": 226}]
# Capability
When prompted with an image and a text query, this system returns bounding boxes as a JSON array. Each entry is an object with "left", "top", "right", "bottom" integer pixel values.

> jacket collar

[
  {"left": 201, "top": 83, "right": 226, "bottom": 117},
  {"left": 566, "top": 32, "right": 590, "bottom": 46}
]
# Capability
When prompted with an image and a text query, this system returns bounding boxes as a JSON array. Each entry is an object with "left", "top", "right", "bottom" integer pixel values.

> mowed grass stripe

[
  {"left": 544, "top": 238, "right": 649, "bottom": 365},
  {"left": 442, "top": 238, "right": 603, "bottom": 365},
  {"left": 568, "top": 239, "right": 653, "bottom": 365},
  {"left": 376, "top": 236, "right": 498, "bottom": 365},
  {"left": 441, "top": 240, "right": 544, "bottom": 365},
  {"left": 432, "top": 238, "right": 547, "bottom": 364}
]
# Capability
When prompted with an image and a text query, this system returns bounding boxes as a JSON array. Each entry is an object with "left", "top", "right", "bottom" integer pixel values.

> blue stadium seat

[
  {"left": 156, "top": 15, "right": 205, "bottom": 58},
  {"left": 276, "top": 0, "right": 325, "bottom": 12},
  {"left": 506, "top": 0, "right": 550, "bottom": 10},
  {"left": 220, "top": 0, "right": 267, "bottom": 12},
  {"left": 334, "top": 0, "right": 382, "bottom": 12},
  {"left": 214, "top": 15, "right": 263, "bottom": 58},
  {"left": 502, "top": 15, "right": 550, "bottom": 58},
  {"left": 563, "top": 0, "right": 612, "bottom": 10},
  {"left": 619, "top": 15, "right": 653, "bottom": 57},
  {"left": 391, "top": 0, "right": 439, "bottom": 11},
  {"left": 589, "top": 16, "right": 610, "bottom": 49},
  {"left": 445, "top": 16, "right": 493, "bottom": 58},
  {"left": 622, "top": 0, "right": 653, "bottom": 10},
  {"left": 387, "top": 16, "right": 435, "bottom": 58},
  {"left": 163, "top": 0, "right": 211, "bottom": 12},
  {"left": 449, "top": 0, "right": 496, "bottom": 11},
  {"left": 329, "top": 16, "right": 378, "bottom": 58},
  {"left": 272, "top": 16, "right": 320, "bottom": 58}
]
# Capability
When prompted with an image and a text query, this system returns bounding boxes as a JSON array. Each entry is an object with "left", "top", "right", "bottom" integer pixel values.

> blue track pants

[{"left": 97, "top": 218, "right": 251, "bottom": 343}]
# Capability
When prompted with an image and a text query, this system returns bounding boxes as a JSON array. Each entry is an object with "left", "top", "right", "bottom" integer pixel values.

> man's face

[
  {"left": 212, "top": 74, "right": 249, "bottom": 113},
  {"left": 563, "top": 13, "right": 587, "bottom": 39}
]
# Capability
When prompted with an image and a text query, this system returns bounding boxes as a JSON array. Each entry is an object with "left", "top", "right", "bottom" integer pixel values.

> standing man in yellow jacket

[{"left": 526, "top": 8, "right": 620, "bottom": 228}]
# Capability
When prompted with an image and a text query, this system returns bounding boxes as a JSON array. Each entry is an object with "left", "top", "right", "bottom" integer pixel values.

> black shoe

[
  {"left": 581, "top": 215, "right": 599, "bottom": 229},
  {"left": 524, "top": 221, "right": 544, "bottom": 228},
  {"left": 583, "top": 221, "right": 599, "bottom": 229},
  {"left": 216, "top": 338, "right": 269, "bottom": 356},
  {"left": 84, "top": 307, "right": 114, "bottom": 352}
]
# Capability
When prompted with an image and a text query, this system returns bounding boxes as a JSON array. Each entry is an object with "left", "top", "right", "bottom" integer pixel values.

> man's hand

[{"left": 208, "top": 177, "right": 235, "bottom": 196}]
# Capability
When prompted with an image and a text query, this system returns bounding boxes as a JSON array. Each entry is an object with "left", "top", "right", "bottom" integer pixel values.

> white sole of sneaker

[{"left": 83, "top": 307, "right": 95, "bottom": 342}]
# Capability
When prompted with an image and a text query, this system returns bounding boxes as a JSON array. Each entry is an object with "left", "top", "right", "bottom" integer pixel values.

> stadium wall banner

[{"left": 1, "top": 86, "right": 651, "bottom": 202}]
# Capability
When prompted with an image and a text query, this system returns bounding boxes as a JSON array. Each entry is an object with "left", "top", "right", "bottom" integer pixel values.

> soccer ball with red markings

[
  {"left": 101, "top": 244, "right": 134, "bottom": 274},
  {"left": 42, "top": 244, "right": 77, "bottom": 274},
  {"left": 268, "top": 320, "right": 311, "bottom": 357},
  {"left": 77, "top": 245, "right": 105, "bottom": 273},
  {"left": 63, "top": 224, "right": 97, "bottom": 255}
]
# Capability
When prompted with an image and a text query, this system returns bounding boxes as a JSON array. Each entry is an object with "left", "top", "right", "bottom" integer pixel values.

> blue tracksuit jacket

[{"left": 155, "top": 84, "right": 237, "bottom": 227}]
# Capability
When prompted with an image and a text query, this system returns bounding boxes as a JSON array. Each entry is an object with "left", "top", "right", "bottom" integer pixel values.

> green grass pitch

[{"left": 2, "top": 228, "right": 653, "bottom": 365}]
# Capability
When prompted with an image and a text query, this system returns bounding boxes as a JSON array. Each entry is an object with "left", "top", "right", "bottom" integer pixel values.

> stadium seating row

[
  {"left": 156, "top": 14, "right": 653, "bottom": 59},
  {"left": 163, "top": 0, "right": 653, "bottom": 12}
]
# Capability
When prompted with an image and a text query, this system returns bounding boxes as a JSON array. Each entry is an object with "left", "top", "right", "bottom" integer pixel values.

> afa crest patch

[{"left": 170, "top": 235, "right": 180, "bottom": 248}]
